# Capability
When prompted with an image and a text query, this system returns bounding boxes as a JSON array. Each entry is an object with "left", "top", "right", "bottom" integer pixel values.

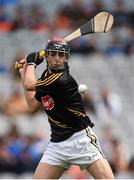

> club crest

[{"left": 41, "top": 95, "right": 54, "bottom": 110}]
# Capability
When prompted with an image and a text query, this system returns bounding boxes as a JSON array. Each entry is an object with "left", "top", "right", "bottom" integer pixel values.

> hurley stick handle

[{"left": 15, "top": 50, "right": 45, "bottom": 70}]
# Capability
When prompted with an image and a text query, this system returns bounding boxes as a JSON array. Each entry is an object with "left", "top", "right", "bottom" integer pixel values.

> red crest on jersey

[{"left": 41, "top": 95, "right": 54, "bottom": 110}]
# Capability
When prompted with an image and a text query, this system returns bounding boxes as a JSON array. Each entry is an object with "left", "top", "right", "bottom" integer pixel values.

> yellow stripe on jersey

[
  {"left": 37, "top": 73, "right": 56, "bottom": 83},
  {"left": 45, "top": 73, "right": 63, "bottom": 86},
  {"left": 36, "top": 73, "right": 63, "bottom": 86},
  {"left": 36, "top": 73, "right": 58, "bottom": 84},
  {"left": 37, "top": 72, "right": 48, "bottom": 82},
  {"left": 48, "top": 116, "right": 72, "bottom": 128},
  {"left": 67, "top": 108, "right": 86, "bottom": 117}
]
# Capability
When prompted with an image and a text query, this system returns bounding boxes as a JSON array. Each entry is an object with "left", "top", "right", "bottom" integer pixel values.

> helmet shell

[{"left": 45, "top": 37, "right": 70, "bottom": 54}]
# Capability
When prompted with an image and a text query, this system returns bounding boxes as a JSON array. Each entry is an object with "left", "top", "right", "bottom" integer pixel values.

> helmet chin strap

[
  {"left": 47, "top": 60, "right": 68, "bottom": 73},
  {"left": 48, "top": 67, "right": 66, "bottom": 73}
]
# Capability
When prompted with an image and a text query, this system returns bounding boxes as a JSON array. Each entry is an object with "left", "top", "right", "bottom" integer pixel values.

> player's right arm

[{"left": 18, "top": 56, "right": 42, "bottom": 112}]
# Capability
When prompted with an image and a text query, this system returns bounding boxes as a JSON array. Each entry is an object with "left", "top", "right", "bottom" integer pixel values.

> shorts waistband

[{"left": 69, "top": 126, "right": 91, "bottom": 140}]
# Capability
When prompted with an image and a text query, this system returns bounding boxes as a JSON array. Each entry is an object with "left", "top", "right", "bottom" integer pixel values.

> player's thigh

[
  {"left": 86, "top": 158, "right": 114, "bottom": 179},
  {"left": 33, "top": 162, "right": 66, "bottom": 179}
]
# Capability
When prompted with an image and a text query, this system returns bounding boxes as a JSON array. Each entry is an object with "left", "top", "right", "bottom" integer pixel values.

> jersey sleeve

[{"left": 35, "top": 86, "right": 42, "bottom": 102}]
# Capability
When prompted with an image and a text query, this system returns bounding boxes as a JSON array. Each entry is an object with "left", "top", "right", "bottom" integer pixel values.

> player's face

[{"left": 47, "top": 50, "right": 68, "bottom": 69}]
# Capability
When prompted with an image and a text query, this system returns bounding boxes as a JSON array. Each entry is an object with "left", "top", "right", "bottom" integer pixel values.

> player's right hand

[
  {"left": 26, "top": 51, "right": 44, "bottom": 67},
  {"left": 15, "top": 50, "right": 45, "bottom": 70},
  {"left": 15, "top": 58, "right": 27, "bottom": 82},
  {"left": 15, "top": 61, "right": 24, "bottom": 70}
]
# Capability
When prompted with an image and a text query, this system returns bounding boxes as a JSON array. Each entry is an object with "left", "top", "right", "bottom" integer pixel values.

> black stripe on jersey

[
  {"left": 48, "top": 116, "right": 72, "bottom": 128},
  {"left": 36, "top": 73, "right": 63, "bottom": 86},
  {"left": 67, "top": 108, "right": 86, "bottom": 117}
]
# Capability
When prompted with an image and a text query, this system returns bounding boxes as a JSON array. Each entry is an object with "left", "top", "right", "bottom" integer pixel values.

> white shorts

[{"left": 40, "top": 126, "right": 105, "bottom": 170}]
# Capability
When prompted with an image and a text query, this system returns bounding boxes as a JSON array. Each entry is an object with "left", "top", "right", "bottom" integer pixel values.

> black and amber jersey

[{"left": 35, "top": 68, "right": 94, "bottom": 142}]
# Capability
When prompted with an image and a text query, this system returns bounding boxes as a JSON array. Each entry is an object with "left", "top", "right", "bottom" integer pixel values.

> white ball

[{"left": 78, "top": 84, "right": 88, "bottom": 93}]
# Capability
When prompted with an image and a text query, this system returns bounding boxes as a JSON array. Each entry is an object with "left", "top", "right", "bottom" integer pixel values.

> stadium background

[{"left": 0, "top": 0, "right": 134, "bottom": 179}]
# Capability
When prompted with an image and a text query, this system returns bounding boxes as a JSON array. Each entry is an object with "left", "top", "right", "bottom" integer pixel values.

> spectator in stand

[
  {"left": 81, "top": 89, "right": 96, "bottom": 115},
  {"left": 124, "top": 27, "right": 134, "bottom": 55},
  {"left": 19, "top": 135, "right": 45, "bottom": 173},
  {"left": 113, "top": 0, "right": 128, "bottom": 27},
  {"left": 0, "top": 124, "right": 47, "bottom": 174},
  {"left": 13, "top": 4, "right": 48, "bottom": 31},
  {"left": 10, "top": 51, "right": 26, "bottom": 80},
  {"left": 62, "top": 165, "right": 88, "bottom": 179},
  {"left": 128, "top": 157, "right": 134, "bottom": 178},
  {"left": 12, "top": 5, "right": 30, "bottom": 30},
  {"left": 110, "top": 138, "right": 131, "bottom": 179},
  {"left": 102, "top": 87, "right": 122, "bottom": 118},
  {"left": 0, "top": 136, "right": 16, "bottom": 172},
  {"left": 0, "top": 4, "right": 14, "bottom": 31},
  {"left": 105, "top": 35, "right": 124, "bottom": 56},
  {"left": 3, "top": 86, "right": 29, "bottom": 116},
  {"left": 100, "top": 126, "right": 113, "bottom": 162},
  {"left": 28, "top": 4, "right": 48, "bottom": 31},
  {"left": 5, "top": 124, "right": 27, "bottom": 173},
  {"left": 85, "top": 0, "right": 105, "bottom": 20},
  {"left": 96, "top": 87, "right": 122, "bottom": 121},
  {"left": 0, "top": 93, "right": 5, "bottom": 114},
  {"left": 56, "top": 0, "right": 87, "bottom": 28},
  {"left": 0, "top": 0, "right": 19, "bottom": 6},
  {"left": 70, "top": 36, "right": 97, "bottom": 54},
  {"left": 0, "top": 5, "right": 9, "bottom": 21}
]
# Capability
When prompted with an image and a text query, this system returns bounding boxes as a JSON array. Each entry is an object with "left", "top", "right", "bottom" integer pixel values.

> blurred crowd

[
  {"left": 0, "top": 0, "right": 134, "bottom": 179},
  {"left": 0, "top": 0, "right": 133, "bottom": 55},
  {"left": 0, "top": 0, "right": 133, "bottom": 30},
  {"left": 0, "top": 124, "right": 47, "bottom": 174}
]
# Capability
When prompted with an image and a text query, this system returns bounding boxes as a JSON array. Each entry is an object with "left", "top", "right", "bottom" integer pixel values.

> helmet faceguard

[
  {"left": 45, "top": 37, "right": 70, "bottom": 57},
  {"left": 45, "top": 37, "right": 70, "bottom": 72}
]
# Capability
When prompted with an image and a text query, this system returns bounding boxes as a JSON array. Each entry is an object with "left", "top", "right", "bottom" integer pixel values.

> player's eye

[
  {"left": 58, "top": 52, "right": 69, "bottom": 58},
  {"left": 58, "top": 52, "right": 65, "bottom": 57},
  {"left": 50, "top": 51, "right": 57, "bottom": 56},
  {"left": 49, "top": 51, "right": 68, "bottom": 58}
]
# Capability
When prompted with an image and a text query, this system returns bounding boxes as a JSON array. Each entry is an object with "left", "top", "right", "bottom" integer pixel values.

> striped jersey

[{"left": 35, "top": 68, "right": 94, "bottom": 142}]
